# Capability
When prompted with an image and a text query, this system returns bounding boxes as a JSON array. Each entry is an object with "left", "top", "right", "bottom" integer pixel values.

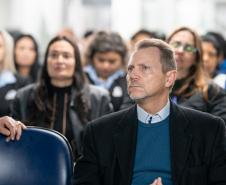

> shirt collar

[
  {"left": 0, "top": 70, "right": 16, "bottom": 88},
  {"left": 137, "top": 99, "right": 170, "bottom": 124}
]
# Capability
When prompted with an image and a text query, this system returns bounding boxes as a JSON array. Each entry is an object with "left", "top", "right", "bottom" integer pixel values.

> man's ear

[{"left": 165, "top": 70, "right": 177, "bottom": 88}]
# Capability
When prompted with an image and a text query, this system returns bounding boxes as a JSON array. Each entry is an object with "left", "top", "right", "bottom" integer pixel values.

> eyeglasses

[
  {"left": 48, "top": 51, "right": 74, "bottom": 60},
  {"left": 170, "top": 41, "right": 198, "bottom": 53}
]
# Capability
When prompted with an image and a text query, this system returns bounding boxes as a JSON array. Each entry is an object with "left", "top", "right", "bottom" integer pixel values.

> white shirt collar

[
  {"left": 137, "top": 99, "right": 170, "bottom": 124},
  {"left": 0, "top": 70, "right": 16, "bottom": 88}
]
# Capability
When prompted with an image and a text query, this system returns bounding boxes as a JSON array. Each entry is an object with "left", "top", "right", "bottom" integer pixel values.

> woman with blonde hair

[{"left": 0, "top": 30, "right": 28, "bottom": 116}]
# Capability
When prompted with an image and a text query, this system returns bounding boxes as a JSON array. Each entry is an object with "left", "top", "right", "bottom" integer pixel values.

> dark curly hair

[{"left": 86, "top": 31, "right": 127, "bottom": 66}]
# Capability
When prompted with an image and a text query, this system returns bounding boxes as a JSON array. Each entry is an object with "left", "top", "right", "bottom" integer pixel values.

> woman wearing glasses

[
  {"left": 11, "top": 35, "right": 113, "bottom": 160},
  {"left": 167, "top": 26, "right": 226, "bottom": 123}
]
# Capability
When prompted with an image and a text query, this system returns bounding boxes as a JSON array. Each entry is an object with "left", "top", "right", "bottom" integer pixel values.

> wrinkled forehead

[{"left": 128, "top": 47, "right": 161, "bottom": 66}]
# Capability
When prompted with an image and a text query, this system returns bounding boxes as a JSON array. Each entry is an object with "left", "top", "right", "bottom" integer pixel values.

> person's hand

[
  {"left": 150, "top": 177, "right": 163, "bottom": 185},
  {"left": 0, "top": 116, "right": 26, "bottom": 141}
]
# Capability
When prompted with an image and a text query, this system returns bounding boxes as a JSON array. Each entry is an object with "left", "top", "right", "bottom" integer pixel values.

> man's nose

[{"left": 128, "top": 68, "right": 140, "bottom": 79}]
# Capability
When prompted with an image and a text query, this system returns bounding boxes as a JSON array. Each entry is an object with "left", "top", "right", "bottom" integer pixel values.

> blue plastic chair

[{"left": 0, "top": 126, "right": 74, "bottom": 185}]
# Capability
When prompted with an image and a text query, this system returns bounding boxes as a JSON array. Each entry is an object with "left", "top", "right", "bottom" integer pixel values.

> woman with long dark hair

[
  {"left": 11, "top": 36, "right": 112, "bottom": 159},
  {"left": 14, "top": 34, "right": 41, "bottom": 82}
]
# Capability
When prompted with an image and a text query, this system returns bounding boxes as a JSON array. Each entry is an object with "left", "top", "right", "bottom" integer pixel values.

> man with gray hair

[{"left": 74, "top": 38, "right": 226, "bottom": 185}]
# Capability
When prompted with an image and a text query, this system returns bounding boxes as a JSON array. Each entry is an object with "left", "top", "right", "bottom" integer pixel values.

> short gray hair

[{"left": 134, "top": 38, "right": 177, "bottom": 73}]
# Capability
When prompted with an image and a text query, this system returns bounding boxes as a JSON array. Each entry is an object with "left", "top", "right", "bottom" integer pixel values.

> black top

[{"left": 49, "top": 85, "right": 73, "bottom": 142}]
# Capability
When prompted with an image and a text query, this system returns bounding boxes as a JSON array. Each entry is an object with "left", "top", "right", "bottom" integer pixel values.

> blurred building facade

[{"left": 1, "top": 0, "right": 225, "bottom": 46}]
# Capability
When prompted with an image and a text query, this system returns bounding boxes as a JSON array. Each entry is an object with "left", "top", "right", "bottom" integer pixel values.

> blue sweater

[{"left": 131, "top": 117, "right": 173, "bottom": 185}]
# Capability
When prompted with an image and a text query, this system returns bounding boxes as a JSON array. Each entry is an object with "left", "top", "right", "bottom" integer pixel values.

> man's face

[{"left": 126, "top": 47, "right": 175, "bottom": 102}]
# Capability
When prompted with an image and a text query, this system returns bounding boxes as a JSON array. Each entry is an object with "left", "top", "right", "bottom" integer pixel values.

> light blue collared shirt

[{"left": 137, "top": 99, "right": 170, "bottom": 124}]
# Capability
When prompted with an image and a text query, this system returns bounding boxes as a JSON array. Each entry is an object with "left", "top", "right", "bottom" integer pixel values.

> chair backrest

[{"left": 0, "top": 126, "right": 74, "bottom": 185}]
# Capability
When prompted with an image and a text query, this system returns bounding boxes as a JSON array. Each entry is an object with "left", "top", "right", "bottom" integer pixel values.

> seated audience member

[
  {"left": 201, "top": 34, "right": 226, "bottom": 90},
  {"left": 0, "top": 116, "right": 25, "bottom": 141},
  {"left": 14, "top": 34, "right": 41, "bottom": 83},
  {"left": 84, "top": 31, "right": 129, "bottom": 111},
  {"left": 11, "top": 35, "right": 113, "bottom": 160},
  {"left": 73, "top": 38, "right": 226, "bottom": 185},
  {"left": 206, "top": 31, "right": 226, "bottom": 74},
  {"left": 167, "top": 26, "right": 226, "bottom": 123},
  {"left": 201, "top": 34, "right": 223, "bottom": 78},
  {"left": 0, "top": 30, "right": 29, "bottom": 117}
]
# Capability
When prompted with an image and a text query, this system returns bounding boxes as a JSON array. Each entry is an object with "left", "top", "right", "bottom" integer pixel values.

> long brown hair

[{"left": 167, "top": 26, "right": 209, "bottom": 100}]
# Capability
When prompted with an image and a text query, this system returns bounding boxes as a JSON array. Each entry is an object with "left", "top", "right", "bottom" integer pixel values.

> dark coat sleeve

[
  {"left": 208, "top": 118, "right": 226, "bottom": 183},
  {"left": 73, "top": 123, "right": 101, "bottom": 185},
  {"left": 206, "top": 82, "right": 226, "bottom": 123}
]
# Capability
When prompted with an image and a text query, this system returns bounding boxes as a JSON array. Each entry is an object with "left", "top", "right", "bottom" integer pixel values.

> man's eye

[{"left": 142, "top": 65, "right": 150, "bottom": 71}]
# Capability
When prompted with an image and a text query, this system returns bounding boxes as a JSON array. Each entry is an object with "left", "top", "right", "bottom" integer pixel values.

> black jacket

[
  {"left": 171, "top": 82, "right": 226, "bottom": 123},
  {"left": 74, "top": 102, "right": 226, "bottom": 185},
  {"left": 0, "top": 73, "right": 29, "bottom": 116},
  {"left": 11, "top": 83, "right": 113, "bottom": 157}
]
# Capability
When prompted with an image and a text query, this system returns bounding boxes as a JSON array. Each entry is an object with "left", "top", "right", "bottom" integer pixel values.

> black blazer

[
  {"left": 74, "top": 102, "right": 226, "bottom": 185},
  {"left": 11, "top": 83, "right": 113, "bottom": 159}
]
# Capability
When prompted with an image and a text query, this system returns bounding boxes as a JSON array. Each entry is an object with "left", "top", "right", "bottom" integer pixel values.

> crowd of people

[{"left": 0, "top": 26, "right": 226, "bottom": 185}]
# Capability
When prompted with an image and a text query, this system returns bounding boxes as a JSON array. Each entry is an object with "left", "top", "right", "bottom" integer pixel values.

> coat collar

[
  {"left": 169, "top": 102, "right": 193, "bottom": 185},
  {"left": 113, "top": 105, "right": 137, "bottom": 185},
  {"left": 113, "top": 102, "right": 193, "bottom": 185}
]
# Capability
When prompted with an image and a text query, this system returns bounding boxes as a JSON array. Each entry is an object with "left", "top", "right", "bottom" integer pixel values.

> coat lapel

[
  {"left": 113, "top": 106, "right": 138, "bottom": 185},
  {"left": 112, "top": 103, "right": 193, "bottom": 185},
  {"left": 170, "top": 102, "right": 193, "bottom": 185}
]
